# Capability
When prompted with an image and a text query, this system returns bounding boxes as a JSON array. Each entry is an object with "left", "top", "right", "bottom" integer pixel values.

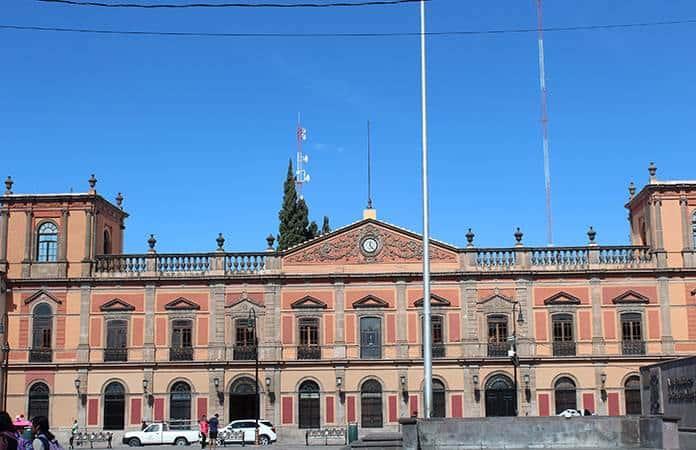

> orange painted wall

[
  {"left": 155, "top": 317, "right": 166, "bottom": 346},
  {"left": 282, "top": 316, "right": 294, "bottom": 345},
  {"left": 602, "top": 286, "right": 657, "bottom": 305},
  {"left": 345, "top": 314, "right": 356, "bottom": 344},
  {"left": 535, "top": 312, "right": 548, "bottom": 341},
  {"left": 647, "top": 310, "right": 660, "bottom": 339},
  {"left": 578, "top": 311, "right": 591, "bottom": 340},
  {"left": 448, "top": 313, "right": 460, "bottom": 342},
  {"left": 91, "top": 293, "right": 144, "bottom": 312},
  {"left": 407, "top": 313, "right": 417, "bottom": 344},
  {"left": 281, "top": 291, "right": 333, "bottom": 309},
  {"left": 197, "top": 317, "right": 208, "bottom": 346},
  {"left": 386, "top": 314, "right": 396, "bottom": 344},
  {"left": 603, "top": 311, "right": 616, "bottom": 340},
  {"left": 324, "top": 314, "right": 334, "bottom": 345},
  {"left": 132, "top": 318, "right": 144, "bottom": 346},
  {"left": 407, "top": 288, "right": 459, "bottom": 307},
  {"left": 156, "top": 292, "right": 209, "bottom": 311},
  {"left": 534, "top": 287, "right": 589, "bottom": 306},
  {"left": 346, "top": 289, "right": 394, "bottom": 308},
  {"left": 90, "top": 317, "right": 101, "bottom": 347}
]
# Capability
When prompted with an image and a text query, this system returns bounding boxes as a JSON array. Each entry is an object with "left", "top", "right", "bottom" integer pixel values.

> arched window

[
  {"left": 625, "top": 376, "right": 642, "bottom": 415},
  {"left": 169, "top": 381, "right": 191, "bottom": 430},
  {"left": 36, "top": 222, "right": 58, "bottom": 262},
  {"left": 360, "top": 379, "right": 383, "bottom": 428},
  {"left": 229, "top": 377, "right": 257, "bottom": 421},
  {"left": 30, "top": 303, "right": 53, "bottom": 362},
  {"left": 28, "top": 382, "right": 50, "bottom": 419},
  {"left": 103, "top": 229, "right": 112, "bottom": 255},
  {"left": 554, "top": 377, "right": 577, "bottom": 414},
  {"left": 298, "top": 380, "right": 320, "bottom": 429},
  {"left": 485, "top": 375, "right": 515, "bottom": 417},
  {"left": 432, "top": 379, "right": 446, "bottom": 418},
  {"left": 103, "top": 382, "right": 126, "bottom": 430}
]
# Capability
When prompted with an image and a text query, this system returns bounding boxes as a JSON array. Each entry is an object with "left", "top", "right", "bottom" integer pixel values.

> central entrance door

[
  {"left": 229, "top": 378, "right": 257, "bottom": 421},
  {"left": 485, "top": 374, "right": 516, "bottom": 417}
]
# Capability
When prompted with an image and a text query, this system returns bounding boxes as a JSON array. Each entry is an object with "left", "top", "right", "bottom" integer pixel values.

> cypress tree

[
  {"left": 321, "top": 216, "right": 331, "bottom": 235},
  {"left": 278, "top": 160, "right": 305, "bottom": 251}
]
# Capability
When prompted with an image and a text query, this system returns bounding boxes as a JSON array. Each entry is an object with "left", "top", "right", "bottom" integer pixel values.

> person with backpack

[
  {"left": 0, "top": 412, "right": 19, "bottom": 450},
  {"left": 31, "top": 416, "right": 61, "bottom": 450}
]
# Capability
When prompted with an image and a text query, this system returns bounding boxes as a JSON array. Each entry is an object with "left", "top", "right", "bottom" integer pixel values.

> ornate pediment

[
  {"left": 477, "top": 293, "right": 515, "bottom": 306},
  {"left": 291, "top": 295, "right": 327, "bottom": 309},
  {"left": 226, "top": 292, "right": 264, "bottom": 310},
  {"left": 414, "top": 294, "right": 450, "bottom": 307},
  {"left": 544, "top": 291, "right": 581, "bottom": 306},
  {"left": 164, "top": 297, "right": 200, "bottom": 310},
  {"left": 283, "top": 220, "right": 458, "bottom": 265},
  {"left": 24, "top": 289, "right": 62, "bottom": 305},
  {"left": 612, "top": 290, "right": 649, "bottom": 305},
  {"left": 100, "top": 298, "right": 135, "bottom": 312},
  {"left": 353, "top": 295, "right": 389, "bottom": 308}
]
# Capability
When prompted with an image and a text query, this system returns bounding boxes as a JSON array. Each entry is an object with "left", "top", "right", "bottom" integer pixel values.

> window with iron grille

[
  {"left": 298, "top": 318, "right": 320, "bottom": 360},
  {"left": 421, "top": 316, "right": 445, "bottom": 358},
  {"left": 692, "top": 211, "right": 696, "bottom": 248},
  {"left": 624, "top": 376, "right": 642, "bottom": 415},
  {"left": 552, "top": 314, "right": 576, "bottom": 356},
  {"left": 621, "top": 313, "right": 645, "bottom": 355},
  {"left": 554, "top": 377, "right": 577, "bottom": 414},
  {"left": 31, "top": 303, "right": 52, "bottom": 362},
  {"left": 28, "top": 382, "right": 49, "bottom": 419},
  {"left": 360, "top": 379, "right": 383, "bottom": 428},
  {"left": 170, "top": 320, "right": 193, "bottom": 360},
  {"left": 103, "top": 382, "right": 125, "bottom": 430},
  {"left": 169, "top": 381, "right": 191, "bottom": 430},
  {"left": 105, "top": 320, "right": 128, "bottom": 362},
  {"left": 234, "top": 318, "right": 256, "bottom": 360},
  {"left": 487, "top": 315, "right": 508, "bottom": 357},
  {"left": 298, "top": 380, "right": 320, "bottom": 429},
  {"left": 432, "top": 379, "right": 446, "bottom": 418},
  {"left": 36, "top": 222, "right": 58, "bottom": 262},
  {"left": 360, "top": 317, "right": 381, "bottom": 359}
]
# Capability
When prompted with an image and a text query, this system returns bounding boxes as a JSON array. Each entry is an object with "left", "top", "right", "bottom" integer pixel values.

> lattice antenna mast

[
  {"left": 296, "top": 112, "right": 310, "bottom": 200},
  {"left": 366, "top": 120, "right": 373, "bottom": 209},
  {"left": 536, "top": 0, "right": 553, "bottom": 246}
]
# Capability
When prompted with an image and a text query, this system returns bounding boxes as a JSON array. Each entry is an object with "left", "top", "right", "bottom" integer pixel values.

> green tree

[
  {"left": 278, "top": 160, "right": 306, "bottom": 251},
  {"left": 321, "top": 216, "right": 331, "bottom": 235}
]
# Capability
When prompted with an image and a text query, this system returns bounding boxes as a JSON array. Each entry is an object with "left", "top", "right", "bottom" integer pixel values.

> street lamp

[
  {"left": 2, "top": 342, "right": 10, "bottom": 411},
  {"left": 510, "top": 302, "right": 525, "bottom": 416},
  {"left": 246, "top": 309, "right": 259, "bottom": 445}
]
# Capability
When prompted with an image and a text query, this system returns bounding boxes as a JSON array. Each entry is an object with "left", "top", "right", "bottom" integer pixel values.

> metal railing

[
  {"left": 29, "top": 348, "right": 52, "bottom": 363},
  {"left": 169, "top": 346, "right": 194, "bottom": 361},
  {"left": 233, "top": 345, "right": 257, "bottom": 361},
  {"left": 622, "top": 340, "right": 646, "bottom": 355},
  {"left": 103, "top": 348, "right": 128, "bottom": 362},
  {"left": 297, "top": 345, "right": 321, "bottom": 360},
  {"left": 421, "top": 343, "right": 445, "bottom": 358},
  {"left": 487, "top": 342, "right": 508, "bottom": 357},
  {"left": 552, "top": 341, "right": 577, "bottom": 356}
]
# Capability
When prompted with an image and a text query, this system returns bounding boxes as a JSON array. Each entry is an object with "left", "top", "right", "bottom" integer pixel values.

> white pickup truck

[{"left": 123, "top": 423, "right": 200, "bottom": 447}]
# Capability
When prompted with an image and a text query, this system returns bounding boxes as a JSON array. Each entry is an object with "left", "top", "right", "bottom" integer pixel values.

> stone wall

[{"left": 640, "top": 356, "right": 696, "bottom": 430}]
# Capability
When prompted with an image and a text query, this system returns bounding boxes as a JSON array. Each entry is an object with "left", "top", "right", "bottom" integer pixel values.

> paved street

[{"left": 106, "top": 445, "right": 344, "bottom": 450}]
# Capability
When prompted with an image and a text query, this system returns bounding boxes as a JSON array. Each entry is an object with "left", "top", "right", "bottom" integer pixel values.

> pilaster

[
  {"left": 594, "top": 363, "right": 608, "bottom": 416},
  {"left": 76, "top": 368, "right": 88, "bottom": 428},
  {"left": 264, "top": 282, "right": 281, "bottom": 360},
  {"left": 652, "top": 198, "right": 667, "bottom": 267},
  {"left": 81, "top": 209, "right": 93, "bottom": 276},
  {"left": 334, "top": 281, "right": 346, "bottom": 359},
  {"left": 657, "top": 277, "right": 674, "bottom": 353},
  {"left": 515, "top": 279, "right": 532, "bottom": 356},
  {"left": 0, "top": 208, "right": 9, "bottom": 269},
  {"left": 143, "top": 284, "right": 156, "bottom": 361},
  {"left": 679, "top": 196, "right": 696, "bottom": 267},
  {"left": 394, "top": 281, "right": 408, "bottom": 359},
  {"left": 335, "top": 366, "right": 346, "bottom": 425},
  {"left": 208, "top": 284, "right": 225, "bottom": 360},
  {"left": 21, "top": 209, "right": 33, "bottom": 277},
  {"left": 58, "top": 208, "right": 69, "bottom": 261},
  {"left": 590, "top": 278, "right": 605, "bottom": 354},
  {"left": 208, "top": 369, "right": 224, "bottom": 417},
  {"left": 143, "top": 368, "right": 154, "bottom": 421},
  {"left": 77, "top": 284, "right": 91, "bottom": 362},
  {"left": 461, "top": 280, "right": 478, "bottom": 357}
]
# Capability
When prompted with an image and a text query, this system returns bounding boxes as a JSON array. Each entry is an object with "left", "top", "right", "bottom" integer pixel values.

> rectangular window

[
  {"left": 170, "top": 320, "right": 193, "bottom": 361},
  {"left": 422, "top": 316, "right": 445, "bottom": 358},
  {"left": 621, "top": 313, "right": 645, "bottom": 355},
  {"left": 234, "top": 319, "right": 257, "bottom": 360},
  {"left": 105, "top": 320, "right": 128, "bottom": 362},
  {"left": 487, "top": 316, "right": 508, "bottom": 357},
  {"left": 298, "top": 318, "right": 320, "bottom": 360},
  {"left": 360, "top": 317, "right": 382, "bottom": 359},
  {"left": 552, "top": 314, "right": 576, "bottom": 356}
]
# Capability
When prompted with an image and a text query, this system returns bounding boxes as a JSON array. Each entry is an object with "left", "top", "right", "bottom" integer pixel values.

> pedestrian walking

[
  {"left": 69, "top": 420, "right": 78, "bottom": 450},
  {"left": 31, "top": 416, "right": 63, "bottom": 450},
  {"left": 207, "top": 414, "right": 219, "bottom": 450},
  {"left": 198, "top": 415, "right": 208, "bottom": 449},
  {"left": 0, "top": 412, "right": 19, "bottom": 450}
]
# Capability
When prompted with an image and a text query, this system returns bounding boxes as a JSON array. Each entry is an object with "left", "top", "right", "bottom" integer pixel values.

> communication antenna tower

[
  {"left": 536, "top": 0, "right": 553, "bottom": 246},
  {"left": 296, "top": 113, "right": 310, "bottom": 200}
]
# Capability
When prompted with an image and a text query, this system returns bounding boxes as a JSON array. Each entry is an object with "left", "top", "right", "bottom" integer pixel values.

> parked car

[
  {"left": 557, "top": 409, "right": 582, "bottom": 418},
  {"left": 218, "top": 419, "right": 276, "bottom": 446},
  {"left": 123, "top": 422, "right": 200, "bottom": 446}
]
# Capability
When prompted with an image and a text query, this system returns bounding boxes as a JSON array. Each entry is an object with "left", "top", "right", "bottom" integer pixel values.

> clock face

[{"left": 361, "top": 237, "right": 379, "bottom": 254}]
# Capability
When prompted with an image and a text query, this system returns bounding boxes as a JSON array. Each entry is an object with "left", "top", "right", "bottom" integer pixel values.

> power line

[
  {"left": 37, "top": 0, "right": 425, "bottom": 8},
  {"left": 1, "top": 18, "right": 695, "bottom": 39}
]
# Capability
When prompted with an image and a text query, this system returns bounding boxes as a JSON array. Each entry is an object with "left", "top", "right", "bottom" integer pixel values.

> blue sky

[{"left": 2, "top": 0, "right": 695, "bottom": 253}]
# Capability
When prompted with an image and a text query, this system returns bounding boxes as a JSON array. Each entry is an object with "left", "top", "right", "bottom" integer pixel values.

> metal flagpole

[{"left": 419, "top": 0, "right": 432, "bottom": 419}]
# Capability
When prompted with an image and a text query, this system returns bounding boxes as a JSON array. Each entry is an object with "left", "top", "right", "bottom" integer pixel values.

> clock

[{"left": 361, "top": 236, "right": 379, "bottom": 254}]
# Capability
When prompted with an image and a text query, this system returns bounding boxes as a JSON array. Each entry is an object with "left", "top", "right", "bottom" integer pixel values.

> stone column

[
  {"left": 395, "top": 281, "right": 408, "bottom": 359},
  {"left": 21, "top": 209, "right": 33, "bottom": 277},
  {"left": 264, "top": 283, "right": 281, "bottom": 360},
  {"left": 143, "top": 284, "right": 156, "bottom": 361},
  {"left": 81, "top": 210, "right": 93, "bottom": 276},
  {"left": 77, "top": 285, "right": 91, "bottom": 362},
  {"left": 334, "top": 282, "right": 346, "bottom": 359},
  {"left": 209, "top": 284, "right": 225, "bottom": 360},
  {"left": 461, "top": 280, "right": 478, "bottom": 357},
  {"left": 516, "top": 279, "right": 532, "bottom": 356},
  {"left": 657, "top": 277, "right": 674, "bottom": 353},
  {"left": 679, "top": 196, "right": 695, "bottom": 267},
  {"left": 590, "top": 278, "right": 605, "bottom": 354},
  {"left": 59, "top": 208, "right": 69, "bottom": 261},
  {"left": 0, "top": 208, "right": 9, "bottom": 268}
]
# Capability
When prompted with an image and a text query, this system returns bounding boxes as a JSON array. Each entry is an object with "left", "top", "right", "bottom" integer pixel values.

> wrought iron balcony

[
  {"left": 487, "top": 342, "right": 509, "bottom": 357},
  {"left": 421, "top": 343, "right": 446, "bottom": 358},
  {"left": 29, "top": 348, "right": 52, "bottom": 363},
  {"left": 233, "top": 345, "right": 257, "bottom": 361},
  {"left": 297, "top": 345, "right": 321, "bottom": 360},
  {"left": 104, "top": 348, "right": 128, "bottom": 362},
  {"left": 169, "top": 346, "right": 194, "bottom": 361},
  {"left": 622, "top": 340, "right": 646, "bottom": 355},
  {"left": 552, "top": 341, "right": 577, "bottom": 356}
]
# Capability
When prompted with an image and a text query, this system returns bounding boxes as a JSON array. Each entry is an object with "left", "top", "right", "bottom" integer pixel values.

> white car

[
  {"left": 123, "top": 423, "right": 200, "bottom": 447},
  {"left": 218, "top": 419, "right": 277, "bottom": 446},
  {"left": 557, "top": 409, "right": 582, "bottom": 418}
]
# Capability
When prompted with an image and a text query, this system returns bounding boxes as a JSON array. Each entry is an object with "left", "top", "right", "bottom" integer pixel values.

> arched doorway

[
  {"left": 229, "top": 377, "right": 257, "bottom": 421},
  {"left": 554, "top": 377, "right": 577, "bottom": 414},
  {"left": 432, "top": 379, "right": 446, "bottom": 418},
  {"left": 298, "top": 380, "right": 320, "bottom": 429},
  {"left": 485, "top": 374, "right": 515, "bottom": 417},
  {"left": 624, "top": 376, "right": 641, "bottom": 415},
  {"left": 360, "top": 379, "right": 382, "bottom": 428},
  {"left": 169, "top": 381, "right": 191, "bottom": 429},
  {"left": 28, "top": 382, "right": 50, "bottom": 419},
  {"left": 103, "top": 382, "right": 126, "bottom": 430}
]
